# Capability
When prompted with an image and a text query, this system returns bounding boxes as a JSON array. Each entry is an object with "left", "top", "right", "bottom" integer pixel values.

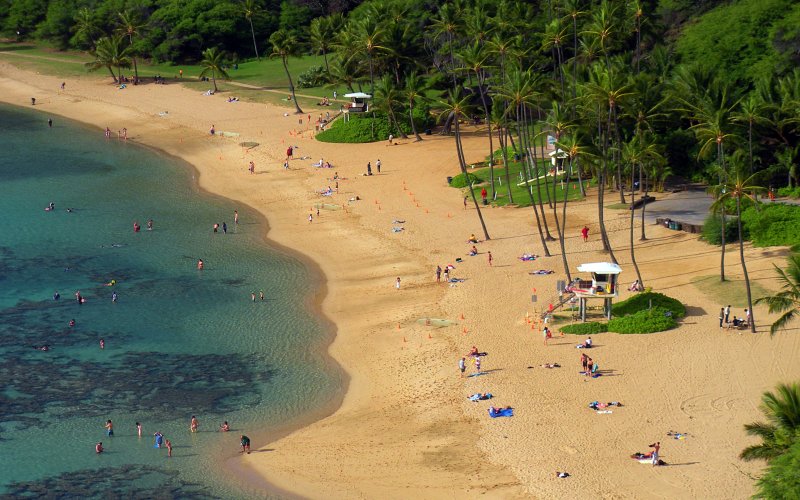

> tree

[
  {"left": 269, "top": 29, "right": 304, "bottom": 114},
  {"left": 439, "top": 90, "right": 490, "bottom": 241},
  {"left": 72, "top": 7, "right": 99, "bottom": 48},
  {"left": 711, "top": 170, "right": 763, "bottom": 333},
  {"left": 116, "top": 10, "right": 145, "bottom": 83},
  {"left": 199, "top": 47, "right": 230, "bottom": 93},
  {"left": 756, "top": 253, "right": 800, "bottom": 336},
  {"left": 740, "top": 383, "right": 800, "bottom": 462},
  {"left": 459, "top": 41, "right": 495, "bottom": 195},
  {"left": 374, "top": 74, "right": 407, "bottom": 139},
  {"left": 85, "top": 35, "right": 131, "bottom": 83},
  {"left": 309, "top": 16, "right": 332, "bottom": 72},
  {"left": 241, "top": 0, "right": 261, "bottom": 61},
  {"left": 403, "top": 72, "right": 428, "bottom": 142},
  {"left": 755, "top": 439, "right": 800, "bottom": 499}
]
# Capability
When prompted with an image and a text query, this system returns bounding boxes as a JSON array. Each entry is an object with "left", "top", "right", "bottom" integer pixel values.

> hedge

[
  {"left": 607, "top": 307, "right": 678, "bottom": 334},
  {"left": 611, "top": 292, "right": 686, "bottom": 319},
  {"left": 560, "top": 322, "right": 608, "bottom": 335},
  {"left": 449, "top": 172, "right": 482, "bottom": 188}
]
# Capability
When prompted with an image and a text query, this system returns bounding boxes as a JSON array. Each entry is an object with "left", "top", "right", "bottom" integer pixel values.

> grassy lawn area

[
  {"left": 461, "top": 156, "right": 589, "bottom": 207},
  {"left": 690, "top": 275, "right": 768, "bottom": 308}
]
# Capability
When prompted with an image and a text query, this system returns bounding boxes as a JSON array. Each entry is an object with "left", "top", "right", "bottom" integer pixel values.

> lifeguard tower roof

[
  {"left": 577, "top": 262, "right": 622, "bottom": 274},
  {"left": 344, "top": 92, "right": 372, "bottom": 99}
]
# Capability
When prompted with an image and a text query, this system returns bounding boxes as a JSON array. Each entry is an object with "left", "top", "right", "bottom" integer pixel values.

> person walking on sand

[
  {"left": 581, "top": 353, "right": 588, "bottom": 374},
  {"left": 488, "top": 251, "right": 493, "bottom": 266},
  {"left": 481, "top": 187, "right": 488, "bottom": 205},
  {"left": 436, "top": 265, "right": 442, "bottom": 283},
  {"left": 581, "top": 226, "right": 589, "bottom": 242},
  {"left": 586, "top": 357, "right": 594, "bottom": 377},
  {"left": 724, "top": 305, "right": 731, "bottom": 324},
  {"left": 308, "top": 213, "right": 313, "bottom": 223},
  {"left": 719, "top": 308, "right": 725, "bottom": 328},
  {"left": 474, "top": 356, "right": 482, "bottom": 375},
  {"left": 210, "top": 124, "right": 215, "bottom": 135},
  {"left": 459, "top": 357, "right": 466, "bottom": 378},
  {"left": 395, "top": 277, "right": 401, "bottom": 290},
  {"left": 249, "top": 161, "right": 255, "bottom": 174},
  {"left": 463, "top": 196, "right": 468, "bottom": 210},
  {"left": 650, "top": 441, "right": 661, "bottom": 466},
  {"left": 388, "top": 134, "right": 393, "bottom": 145},
  {"left": 376, "top": 159, "right": 381, "bottom": 173},
  {"left": 190, "top": 416, "right": 199, "bottom": 433}
]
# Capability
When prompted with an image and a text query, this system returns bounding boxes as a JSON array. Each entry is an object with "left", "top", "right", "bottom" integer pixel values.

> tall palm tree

[
  {"left": 439, "top": 90, "right": 491, "bottom": 241},
  {"left": 353, "top": 18, "right": 389, "bottom": 97},
  {"left": 740, "top": 383, "right": 800, "bottom": 462},
  {"left": 756, "top": 253, "right": 800, "bottom": 336},
  {"left": 241, "top": 0, "right": 261, "bottom": 61},
  {"left": 374, "top": 75, "right": 407, "bottom": 139},
  {"left": 732, "top": 94, "right": 766, "bottom": 176},
  {"left": 116, "top": 10, "right": 145, "bottom": 83},
  {"left": 309, "top": 17, "right": 332, "bottom": 72},
  {"left": 561, "top": 0, "right": 586, "bottom": 106},
  {"left": 403, "top": 72, "right": 428, "bottom": 142},
  {"left": 269, "top": 29, "right": 304, "bottom": 114},
  {"left": 711, "top": 170, "right": 763, "bottom": 333},
  {"left": 428, "top": 3, "right": 463, "bottom": 90},
  {"left": 85, "top": 35, "right": 131, "bottom": 83},
  {"left": 459, "top": 41, "right": 495, "bottom": 195}
]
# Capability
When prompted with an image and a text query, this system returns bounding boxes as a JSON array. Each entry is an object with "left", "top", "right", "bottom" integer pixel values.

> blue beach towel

[{"left": 489, "top": 408, "right": 514, "bottom": 418}]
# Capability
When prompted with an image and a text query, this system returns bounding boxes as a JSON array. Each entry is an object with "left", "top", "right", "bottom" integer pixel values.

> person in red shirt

[
  {"left": 581, "top": 226, "right": 589, "bottom": 242},
  {"left": 481, "top": 187, "right": 488, "bottom": 204}
]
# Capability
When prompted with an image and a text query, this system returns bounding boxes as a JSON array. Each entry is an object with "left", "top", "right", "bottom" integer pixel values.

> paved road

[{"left": 641, "top": 189, "right": 713, "bottom": 226}]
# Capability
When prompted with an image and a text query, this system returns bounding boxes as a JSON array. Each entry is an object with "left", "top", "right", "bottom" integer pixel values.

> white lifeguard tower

[
  {"left": 572, "top": 262, "right": 622, "bottom": 321},
  {"left": 341, "top": 92, "right": 371, "bottom": 122}
]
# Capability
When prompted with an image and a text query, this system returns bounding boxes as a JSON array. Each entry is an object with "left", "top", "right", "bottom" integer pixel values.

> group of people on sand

[
  {"left": 719, "top": 304, "right": 751, "bottom": 330},
  {"left": 365, "top": 159, "right": 381, "bottom": 176}
]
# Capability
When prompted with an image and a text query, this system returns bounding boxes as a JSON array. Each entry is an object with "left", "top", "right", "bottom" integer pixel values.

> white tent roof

[
  {"left": 577, "top": 262, "right": 622, "bottom": 274},
  {"left": 548, "top": 148, "right": 567, "bottom": 157},
  {"left": 344, "top": 92, "right": 372, "bottom": 99}
]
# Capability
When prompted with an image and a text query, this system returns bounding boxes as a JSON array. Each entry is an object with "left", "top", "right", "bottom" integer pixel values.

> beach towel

[
  {"left": 530, "top": 270, "right": 554, "bottom": 275},
  {"left": 518, "top": 254, "right": 538, "bottom": 261},
  {"left": 392, "top": 227, "right": 404, "bottom": 233},
  {"left": 392, "top": 220, "right": 406, "bottom": 224},
  {"left": 489, "top": 408, "right": 514, "bottom": 418},
  {"left": 449, "top": 278, "right": 465, "bottom": 283},
  {"left": 469, "top": 393, "right": 493, "bottom": 401}
]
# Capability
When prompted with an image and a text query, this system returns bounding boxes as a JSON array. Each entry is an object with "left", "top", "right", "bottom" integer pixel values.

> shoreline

[{"left": 4, "top": 59, "right": 800, "bottom": 499}]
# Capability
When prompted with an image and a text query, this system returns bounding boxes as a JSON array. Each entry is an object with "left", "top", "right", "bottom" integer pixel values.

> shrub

[
  {"left": 740, "top": 204, "right": 800, "bottom": 247},
  {"left": 449, "top": 172, "right": 482, "bottom": 188},
  {"left": 296, "top": 65, "right": 329, "bottom": 88},
  {"left": 607, "top": 307, "right": 678, "bottom": 334},
  {"left": 316, "top": 114, "right": 393, "bottom": 143},
  {"left": 701, "top": 212, "right": 742, "bottom": 245},
  {"left": 777, "top": 186, "right": 800, "bottom": 198},
  {"left": 611, "top": 292, "right": 686, "bottom": 319},
  {"left": 560, "top": 322, "right": 608, "bottom": 335}
]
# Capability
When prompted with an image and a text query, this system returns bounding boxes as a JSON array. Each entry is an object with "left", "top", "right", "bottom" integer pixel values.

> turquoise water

[{"left": 0, "top": 104, "right": 341, "bottom": 497}]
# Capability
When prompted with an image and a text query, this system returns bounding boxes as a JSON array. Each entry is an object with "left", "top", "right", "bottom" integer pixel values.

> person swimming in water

[
  {"left": 147, "top": 219, "right": 153, "bottom": 230},
  {"left": 197, "top": 259, "right": 204, "bottom": 270},
  {"left": 220, "top": 421, "right": 230, "bottom": 432},
  {"left": 95, "top": 442, "right": 104, "bottom": 453}
]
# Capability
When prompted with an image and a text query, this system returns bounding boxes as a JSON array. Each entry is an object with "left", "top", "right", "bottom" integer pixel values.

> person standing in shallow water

[
  {"left": 105, "top": 420, "right": 114, "bottom": 436},
  {"left": 190, "top": 416, "right": 199, "bottom": 433}
]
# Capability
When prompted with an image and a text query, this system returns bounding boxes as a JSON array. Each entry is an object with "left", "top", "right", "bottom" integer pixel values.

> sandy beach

[{"left": 2, "top": 61, "right": 799, "bottom": 498}]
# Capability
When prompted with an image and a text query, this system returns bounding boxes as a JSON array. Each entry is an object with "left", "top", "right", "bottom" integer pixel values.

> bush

[
  {"left": 777, "top": 186, "right": 800, "bottom": 198},
  {"left": 296, "top": 65, "right": 329, "bottom": 88},
  {"left": 560, "top": 322, "right": 608, "bottom": 335},
  {"left": 607, "top": 307, "right": 678, "bottom": 334},
  {"left": 449, "top": 172, "right": 482, "bottom": 188},
  {"left": 611, "top": 292, "right": 686, "bottom": 319},
  {"left": 701, "top": 212, "right": 742, "bottom": 245},
  {"left": 740, "top": 204, "right": 800, "bottom": 247},
  {"left": 316, "top": 114, "right": 393, "bottom": 143}
]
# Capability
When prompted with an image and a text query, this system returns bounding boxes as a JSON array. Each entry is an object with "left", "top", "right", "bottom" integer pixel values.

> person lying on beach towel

[
  {"left": 667, "top": 431, "right": 689, "bottom": 440},
  {"left": 589, "top": 401, "right": 622, "bottom": 411},
  {"left": 469, "top": 393, "right": 493, "bottom": 401},
  {"left": 541, "top": 363, "right": 560, "bottom": 368},
  {"left": 392, "top": 219, "right": 406, "bottom": 224},
  {"left": 488, "top": 406, "right": 513, "bottom": 418},
  {"left": 518, "top": 254, "right": 539, "bottom": 261},
  {"left": 530, "top": 270, "right": 555, "bottom": 275},
  {"left": 449, "top": 278, "right": 465, "bottom": 283},
  {"left": 391, "top": 227, "right": 404, "bottom": 232}
]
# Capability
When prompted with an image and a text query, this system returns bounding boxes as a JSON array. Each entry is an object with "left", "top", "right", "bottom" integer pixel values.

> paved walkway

[{"left": 641, "top": 189, "right": 713, "bottom": 226}]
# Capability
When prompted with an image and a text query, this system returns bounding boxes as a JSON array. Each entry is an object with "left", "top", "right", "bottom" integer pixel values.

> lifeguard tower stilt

[{"left": 572, "top": 262, "right": 622, "bottom": 321}]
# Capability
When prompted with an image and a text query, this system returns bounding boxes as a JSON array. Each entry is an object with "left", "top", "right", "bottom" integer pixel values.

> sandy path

[{"left": 2, "top": 61, "right": 798, "bottom": 499}]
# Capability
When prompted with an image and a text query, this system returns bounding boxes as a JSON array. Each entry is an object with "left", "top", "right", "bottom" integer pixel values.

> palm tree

[
  {"left": 711, "top": 170, "right": 763, "bottom": 334},
  {"left": 199, "top": 47, "right": 230, "bottom": 93},
  {"left": 353, "top": 18, "right": 389, "bottom": 97},
  {"left": 116, "top": 10, "right": 145, "bottom": 83},
  {"left": 428, "top": 3, "right": 463, "bottom": 90},
  {"left": 73, "top": 7, "right": 99, "bottom": 47},
  {"left": 403, "top": 72, "right": 428, "bottom": 142},
  {"left": 740, "top": 383, "right": 800, "bottom": 462},
  {"left": 756, "top": 254, "right": 800, "bottom": 336},
  {"left": 459, "top": 41, "right": 495, "bottom": 194},
  {"left": 374, "top": 75, "right": 407, "bottom": 139},
  {"left": 732, "top": 94, "right": 766, "bottom": 176},
  {"left": 241, "top": 0, "right": 261, "bottom": 61},
  {"left": 309, "top": 17, "right": 332, "bottom": 72},
  {"left": 269, "top": 29, "right": 304, "bottom": 114},
  {"left": 439, "top": 89, "right": 490, "bottom": 241},
  {"left": 85, "top": 35, "right": 131, "bottom": 83}
]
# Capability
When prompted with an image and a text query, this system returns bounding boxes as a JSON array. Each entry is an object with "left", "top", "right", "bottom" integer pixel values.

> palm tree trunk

[
  {"left": 408, "top": 104, "right": 422, "bottom": 141},
  {"left": 389, "top": 108, "right": 407, "bottom": 138},
  {"left": 455, "top": 119, "right": 490, "bottom": 240},
  {"left": 476, "top": 70, "right": 494, "bottom": 198},
  {"left": 576, "top": 157, "right": 586, "bottom": 196},
  {"left": 527, "top": 112, "right": 555, "bottom": 241},
  {"left": 500, "top": 127, "right": 514, "bottom": 203},
  {"left": 630, "top": 163, "right": 644, "bottom": 285},
  {"left": 719, "top": 142, "right": 726, "bottom": 281},
  {"left": 107, "top": 65, "right": 118, "bottom": 83},
  {"left": 283, "top": 57, "right": 303, "bottom": 114},
  {"left": 212, "top": 69, "right": 218, "bottom": 92},
  {"left": 640, "top": 168, "right": 648, "bottom": 240},
  {"left": 613, "top": 104, "right": 625, "bottom": 204},
  {"left": 737, "top": 196, "right": 756, "bottom": 333},
  {"left": 322, "top": 49, "right": 329, "bottom": 72},
  {"left": 558, "top": 159, "right": 573, "bottom": 281},
  {"left": 518, "top": 106, "right": 551, "bottom": 256},
  {"left": 249, "top": 18, "right": 260, "bottom": 60}
]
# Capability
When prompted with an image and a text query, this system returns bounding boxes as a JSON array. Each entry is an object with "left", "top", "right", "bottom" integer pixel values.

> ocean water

[{"left": 0, "top": 104, "right": 341, "bottom": 497}]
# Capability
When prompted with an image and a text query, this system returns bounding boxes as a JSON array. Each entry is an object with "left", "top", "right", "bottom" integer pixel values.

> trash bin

[
  {"left": 425, "top": 128, "right": 432, "bottom": 135},
  {"left": 446, "top": 176, "right": 453, "bottom": 185},
  {"left": 675, "top": 222, "right": 682, "bottom": 231},
  {"left": 668, "top": 221, "right": 677, "bottom": 230}
]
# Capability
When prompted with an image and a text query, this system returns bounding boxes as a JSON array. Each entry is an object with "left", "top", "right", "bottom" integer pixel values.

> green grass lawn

[
  {"left": 690, "top": 275, "right": 768, "bottom": 308},
  {"left": 462, "top": 157, "right": 589, "bottom": 207}
]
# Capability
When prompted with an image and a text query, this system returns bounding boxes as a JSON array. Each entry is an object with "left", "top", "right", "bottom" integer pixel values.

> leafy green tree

[
  {"left": 755, "top": 438, "right": 800, "bottom": 499},
  {"left": 741, "top": 383, "right": 800, "bottom": 461},
  {"left": 199, "top": 47, "right": 230, "bottom": 93},
  {"left": 35, "top": 0, "right": 75, "bottom": 50},
  {"left": 85, "top": 35, "right": 132, "bottom": 83},
  {"left": 309, "top": 16, "right": 332, "bottom": 72},
  {"left": 269, "top": 29, "right": 304, "bottom": 114},
  {"left": 4, "top": 0, "right": 47, "bottom": 40},
  {"left": 756, "top": 254, "right": 800, "bottom": 336},
  {"left": 71, "top": 7, "right": 99, "bottom": 48},
  {"left": 403, "top": 72, "right": 428, "bottom": 142},
  {"left": 374, "top": 74, "right": 406, "bottom": 139}
]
